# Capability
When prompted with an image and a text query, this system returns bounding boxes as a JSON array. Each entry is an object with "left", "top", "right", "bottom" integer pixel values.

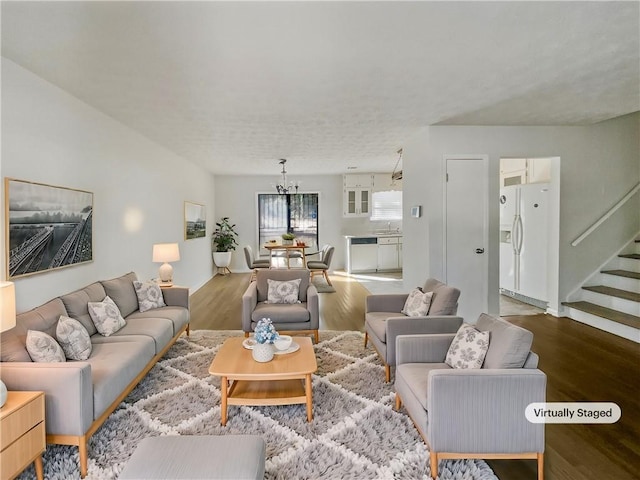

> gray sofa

[
  {"left": 0, "top": 272, "right": 190, "bottom": 478},
  {"left": 364, "top": 278, "right": 463, "bottom": 381},
  {"left": 394, "top": 313, "right": 546, "bottom": 479}
]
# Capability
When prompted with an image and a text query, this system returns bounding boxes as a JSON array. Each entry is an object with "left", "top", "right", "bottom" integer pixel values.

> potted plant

[
  {"left": 211, "top": 217, "right": 238, "bottom": 272},
  {"left": 281, "top": 232, "right": 295, "bottom": 245}
]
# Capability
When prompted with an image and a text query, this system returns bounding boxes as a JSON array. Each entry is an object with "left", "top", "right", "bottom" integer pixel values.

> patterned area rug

[{"left": 19, "top": 330, "right": 498, "bottom": 480}]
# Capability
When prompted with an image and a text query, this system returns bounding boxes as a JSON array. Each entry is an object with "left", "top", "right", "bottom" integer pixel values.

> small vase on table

[{"left": 252, "top": 343, "right": 275, "bottom": 362}]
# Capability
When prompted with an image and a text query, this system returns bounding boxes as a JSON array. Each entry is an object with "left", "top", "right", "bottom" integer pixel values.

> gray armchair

[
  {"left": 364, "top": 278, "right": 463, "bottom": 381},
  {"left": 394, "top": 314, "right": 546, "bottom": 480},
  {"left": 242, "top": 269, "right": 319, "bottom": 342}
]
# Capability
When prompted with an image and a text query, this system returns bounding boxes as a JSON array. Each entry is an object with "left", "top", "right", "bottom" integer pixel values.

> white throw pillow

[
  {"left": 445, "top": 323, "right": 490, "bottom": 369},
  {"left": 401, "top": 288, "right": 433, "bottom": 317},
  {"left": 88, "top": 295, "right": 126, "bottom": 336},
  {"left": 266, "top": 278, "right": 302, "bottom": 304},
  {"left": 56, "top": 315, "right": 92, "bottom": 360},
  {"left": 133, "top": 281, "right": 166, "bottom": 313},
  {"left": 25, "top": 330, "right": 66, "bottom": 363}
]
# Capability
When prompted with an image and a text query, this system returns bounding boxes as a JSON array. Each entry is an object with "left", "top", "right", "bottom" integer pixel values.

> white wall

[
  {"left": 1, "top": 59, "right": 217, "bottom": 312},
  {"left": 402, "top": 113, "right": 640, "bottom": 320}
]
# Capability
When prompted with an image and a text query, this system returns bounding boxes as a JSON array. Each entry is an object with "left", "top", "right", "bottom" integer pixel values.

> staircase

[{"left": 563, "top": 238, "right": 640, "bottom": 343}]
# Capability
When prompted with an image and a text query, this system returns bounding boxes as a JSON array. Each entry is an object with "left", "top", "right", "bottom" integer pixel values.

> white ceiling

[{"left": 2, "top": 1, "right": 638, "bottom": 175}]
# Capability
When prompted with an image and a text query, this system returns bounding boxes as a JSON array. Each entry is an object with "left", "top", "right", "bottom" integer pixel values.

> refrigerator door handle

[
  {"left": 516, "top": 215, "right": 524, "bottom": 254},
  {"left": 511, "top": 215, "right": 519, "bottom": 254}
]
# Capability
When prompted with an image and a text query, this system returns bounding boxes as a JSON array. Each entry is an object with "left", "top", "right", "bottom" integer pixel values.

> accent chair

[
  {"left": 364, "top": 278, "right": 463, "bottom": 381},
  {"left": 394, "top": 313, "right": 546, "bottom": 480},
  {"left": 242, "top": 269, "right": 319, "bottom": 342}
]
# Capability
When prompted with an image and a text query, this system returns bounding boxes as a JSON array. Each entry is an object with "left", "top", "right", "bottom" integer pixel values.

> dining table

[{"left": 263, "top": 243, "right": 308, "bottom": 269}]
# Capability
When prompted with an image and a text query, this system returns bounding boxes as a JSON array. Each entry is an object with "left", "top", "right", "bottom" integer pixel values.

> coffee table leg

[
  {"left": 305, "top": 374, "right": 313, "bottom": 421},
  {"left": 221, "top": 376, "right": 228, "bottom": 426}
]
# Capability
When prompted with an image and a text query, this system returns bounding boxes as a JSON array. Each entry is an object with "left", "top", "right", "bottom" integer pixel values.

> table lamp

[
  {"left": 152, "top": 243, "right": 180, "bottom": 285},
  {"left": 1, "top": 282, "right": 16, "bottom": 407}
]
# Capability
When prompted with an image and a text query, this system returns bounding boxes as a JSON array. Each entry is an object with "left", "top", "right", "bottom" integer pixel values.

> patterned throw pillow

[
  {"left": 401, "top": 288, "right": 433, "bottom": 317},
  {"left": 88, "top": 295, "right": 126, "bottom": 336},
  {"left": 266, "top": 279, "right": 302, "bottom": 304},
  {"left": 133, "top": 281, "right": 166, "bottom": 313},
  {"left": 56, "top": 315, "right": 92, "bottom": 360},
  {"left": 445, "top": 323, "right": 490, "bottom": 369},
  {"left": 25, "top": 330, "right": 66, "bottom": 363}
]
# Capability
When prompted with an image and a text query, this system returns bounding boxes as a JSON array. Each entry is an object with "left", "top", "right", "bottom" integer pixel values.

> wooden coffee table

[{"left": 209, "top": 337, "right": 317, "bottom": 426}]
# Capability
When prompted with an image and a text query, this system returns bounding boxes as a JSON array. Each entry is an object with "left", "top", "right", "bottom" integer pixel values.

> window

[
  {"left": 258, "top": 194, "right": 318, "bottom": 254},
  {"left": 370, "top": 190, "right": 402, "bottom": 221}
]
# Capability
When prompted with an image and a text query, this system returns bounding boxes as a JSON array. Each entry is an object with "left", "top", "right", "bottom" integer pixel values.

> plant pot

[
  {"left": 282, "top": 239, "right": 293, "bottom": 245},
  {"left": 252, "top": 343, "right": 274, "bottom": 362},
  {"left": 212, "top": 251, "right": 232, "bottom": 268}
]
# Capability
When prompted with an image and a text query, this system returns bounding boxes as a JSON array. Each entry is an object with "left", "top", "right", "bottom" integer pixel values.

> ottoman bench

[{"left": 119, "top": 435, "right": 266, "bottom": 480}]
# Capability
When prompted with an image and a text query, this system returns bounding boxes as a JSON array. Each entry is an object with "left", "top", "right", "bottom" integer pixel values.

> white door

[{"left": 444, "top": 156, "right": 488, "bottom": 322}]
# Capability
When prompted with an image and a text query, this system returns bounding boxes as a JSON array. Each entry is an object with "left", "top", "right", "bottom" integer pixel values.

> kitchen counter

[{"left": 344, "top": 233, "right": 402, "bottom": 239}]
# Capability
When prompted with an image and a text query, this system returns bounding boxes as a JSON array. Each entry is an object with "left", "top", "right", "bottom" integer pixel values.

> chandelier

[{"left": 275, "top": 159, "right": 299, "bottom": 195}]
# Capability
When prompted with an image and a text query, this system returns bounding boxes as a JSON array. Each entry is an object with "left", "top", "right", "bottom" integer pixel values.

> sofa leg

[
  {"left": 385, "top": 364, "right": 391, "bottom": 383},
  {"left": 79, "top": 439, "right": 88, "bottom": 478},
  {"left": 186, "top": 324, "right": 190, "bottom": 336},
  {"left": 429, "top": 452, "right": 438, "bottom": 480},
  {"left": 364, "top": 331, "right": 368, "bottom": 348},
  {"left": 538, "top": 453, "right": 544, "bottom": 480},
  {"left": 395, "top": 393, "right": 402, "bottom": 410},
  {"left": 244, "top": 331, "right": 250, "bottom": 338},
  {"left": 314, "top": 330, "right": 319, "bottom": 343}
]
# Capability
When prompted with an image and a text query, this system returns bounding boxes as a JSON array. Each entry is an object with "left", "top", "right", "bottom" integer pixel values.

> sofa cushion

[
  {"left": 92, "top": 317, "right": 174, "bottom": 355},
  {"left": 86, "top": 339, "right": 155, "bottom": 419},
  {"left": 396, "top": 362, "right": 450, "bottom": 410},
  {"left": 251, "top": 302, "right": 310, "bottom": 323},
  {"left": 401, "top": 288, "right": 433, "bottom": 317},
  {"left": 60, "top": 282, "right": 107, "bottom": 336},
  {"left": 56, "top": 316, "right": 92, "bottom": 361},
  {"left": 476, "top": 313, "right": 533, "bottom": 369},
  {"left": 133, "top": 281, "right": 166, "bottom": 313},
  {"left": 26, "top": 330, "right": 66, "bottom": 363},
  {"left": 2, "top": 298, "right": 69, "bottom": 362},
  {"left": 266, "top": 278, "right": 302, "bottom": 304},
  {"left": 101, "top": 272, "right": 139, "bottom": 317},
  {"left": 444, "top": 323, "right": 489, "bottom": 369},
  {"left": 88, "top": 296, "right": 126, "bottom": 336},
  {"left": 365, "top": 315, "right": 390, "bottom": 342},
  {"left": 127, "top": 306, "right": 190, "bottom": 337}
]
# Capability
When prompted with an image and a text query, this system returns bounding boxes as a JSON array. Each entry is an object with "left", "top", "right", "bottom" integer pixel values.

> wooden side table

[{"left": 0, "top": 391, "right": 45, "bottom": 480}]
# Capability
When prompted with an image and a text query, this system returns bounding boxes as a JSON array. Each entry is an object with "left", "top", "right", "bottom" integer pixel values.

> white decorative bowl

[{"left": 274, "top": 335, "right": 293, "bottom": 351}]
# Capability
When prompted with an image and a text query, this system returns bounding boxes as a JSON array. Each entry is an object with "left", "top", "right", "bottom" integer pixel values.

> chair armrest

[
  {"left": 0, "top": 362, "right": 93, "bottom": 436},
  {"left": 242, "top": 282, "right": 258, "bottom": 332},
  {"left": 306, "top": 284, "right": 319, "bottom": 329},
  {"left": 427, "top": 369, "right": 547, "bottom": 453},
  {"left": 365, "top": 294, "right": 408, "bottom": 313},
  {"left": 385, "top": 316, "right": 463, "bottom": 366},
  {"left": 161, "top": 286, "right": 190, "bottom": 309},
  {"left": 396, "top": 334, "right": 456, "bottom": 365}
]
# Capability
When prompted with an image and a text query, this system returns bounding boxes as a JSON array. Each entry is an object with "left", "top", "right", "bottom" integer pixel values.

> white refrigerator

[{"left": 499, "top": 183, "right": 549, "bottom": 302}]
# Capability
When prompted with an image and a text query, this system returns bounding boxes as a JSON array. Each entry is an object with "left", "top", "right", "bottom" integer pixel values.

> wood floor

[{"left": 190, "top": 273, "right": 640, "bottom": 480}]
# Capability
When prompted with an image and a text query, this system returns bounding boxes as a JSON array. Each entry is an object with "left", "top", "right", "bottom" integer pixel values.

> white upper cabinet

[
  {"left": 343, "top": 174, "right": 373, "bottom": 217},
  {"left": 344, "top": 174, "right": 373, "bottom": 188}
]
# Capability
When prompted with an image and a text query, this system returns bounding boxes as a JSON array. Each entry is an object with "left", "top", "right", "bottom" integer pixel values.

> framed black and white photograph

[
  {"left": 5, "top": 178, "right": 93, "bottom": 279},
  {"left": 184, "top": 201, "right": 206, "bottom": 240}
]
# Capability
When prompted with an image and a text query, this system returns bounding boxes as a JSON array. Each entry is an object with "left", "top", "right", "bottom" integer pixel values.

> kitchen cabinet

[
  {"left": 344, "top": 175, "right": 372, "bottom": 217},
  {"left": 377, "top": 236, "right": 402, "bottom": 271}
]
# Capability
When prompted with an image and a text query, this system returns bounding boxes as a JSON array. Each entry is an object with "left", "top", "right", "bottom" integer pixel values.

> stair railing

[{"left": 572, "top": 182, "right": 640, "bottom": 247}]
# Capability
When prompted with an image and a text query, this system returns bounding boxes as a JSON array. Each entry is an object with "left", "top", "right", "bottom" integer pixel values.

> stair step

[
  {"left": 619, "top": 254, "right": 640, "bottom": 260},
  {"left": 582, "top": 285, "right": 640, "bottom": 303},
  {"left": 602, "top": 269, "right": 640, "bottom": 280},
  {"left": 563, "top": 301, "right": 640, "bottom": 329}
]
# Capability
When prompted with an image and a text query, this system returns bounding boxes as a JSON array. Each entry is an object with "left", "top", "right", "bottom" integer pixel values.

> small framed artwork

[
  {"left": 410, "top": 205, "right": 422, "bottom": 218},
  {"left": 5, "top": 178, "right": 93, "bottom": 279},
  {"left": 184, "top": 201, "right": 206, "bottom": 240}
]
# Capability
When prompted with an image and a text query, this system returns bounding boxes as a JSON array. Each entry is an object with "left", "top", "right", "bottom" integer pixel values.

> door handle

[{"left": 475, "top": 248, "right": 485, "bottom": 254}]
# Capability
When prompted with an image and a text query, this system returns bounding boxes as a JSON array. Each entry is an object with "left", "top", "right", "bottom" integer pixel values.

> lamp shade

[
  {"left": 0, "top": 282, "right": 16, "bottom": 333},
  {"left": 152, "top": 243, "right": 180, "bottom": 263}
]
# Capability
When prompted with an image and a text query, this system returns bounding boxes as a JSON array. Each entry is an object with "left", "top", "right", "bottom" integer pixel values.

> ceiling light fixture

[
  {"left": 391, "top": 148, "right": 403, "bottom": 183},
  {"left": 275, "top": 159, "right": 299, "bottom": 195}
]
